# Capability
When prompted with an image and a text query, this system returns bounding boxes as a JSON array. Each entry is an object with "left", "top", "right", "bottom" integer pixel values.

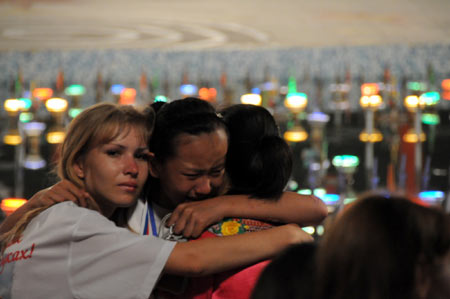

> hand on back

[
  {"left": 28, "top": 180, "right": 96, "bottom": 210},
  {"left": 166, "top": 197, "right": 227, "bottom": 238}
]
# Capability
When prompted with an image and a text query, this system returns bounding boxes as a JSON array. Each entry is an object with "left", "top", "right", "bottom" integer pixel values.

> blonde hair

[{"left": 1, "top": 103, "right": 155, "bottom": 252}]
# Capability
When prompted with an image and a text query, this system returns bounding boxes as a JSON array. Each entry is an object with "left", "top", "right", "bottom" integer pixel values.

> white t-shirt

[{"left": 0, "top": 201, "right": 176, "bottom": 299}]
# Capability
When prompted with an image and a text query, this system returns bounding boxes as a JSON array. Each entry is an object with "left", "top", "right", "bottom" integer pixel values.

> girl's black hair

[{"left": 221, "top": 104, "right": 292, "bottom": 200}]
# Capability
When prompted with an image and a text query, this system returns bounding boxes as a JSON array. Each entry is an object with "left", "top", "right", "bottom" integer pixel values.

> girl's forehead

[{"left": 94, "top": 124, "right": 148, "bottom": 148}]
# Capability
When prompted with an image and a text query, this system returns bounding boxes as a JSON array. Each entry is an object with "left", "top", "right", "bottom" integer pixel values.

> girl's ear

[
  {"left": 148, "top": 152, "right": 160, "bottom": 178},
  {"left": 73, "top": 158, "right": 85, "bottom": 179}
]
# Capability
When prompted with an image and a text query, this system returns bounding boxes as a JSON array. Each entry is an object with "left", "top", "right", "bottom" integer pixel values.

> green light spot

[
  {"left": 332, "top": 155, "right": 359, "bottom": 168},
  {"left": 65, "top": 84, "right": 86, "bottom": 96},
  {"left": 420, "top": 91, "right": 440, "bottom": 105},
  {"left": 407, "top": 81, "right": 427, "bottom": 92},
  {"left": 19, "top": 98, "right": 32, "bottom": 110},
  {"left": 422, "top": 113, "right": 440, "bottom": 125},
  {"left": 19, "top": 112, "right": 33, "bottom": 123},
  {"left": 154, "top": 95, "right": 168, "bottom": 103},
  {"left": 69, "top": 108, "right": 83, "bottom": 118}
]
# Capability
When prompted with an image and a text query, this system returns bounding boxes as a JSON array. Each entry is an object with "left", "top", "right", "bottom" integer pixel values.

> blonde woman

[{"left": 0, "top": 103, "right": 309, "bottom": 299}]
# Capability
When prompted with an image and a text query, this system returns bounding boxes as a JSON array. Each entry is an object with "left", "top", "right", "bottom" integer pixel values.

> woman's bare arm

[
  {"left": 167, "top": 192, "right": 328, "bottom": 238},
  {"left": 163, "top": 223, "right": 312, "bottom": 276}
]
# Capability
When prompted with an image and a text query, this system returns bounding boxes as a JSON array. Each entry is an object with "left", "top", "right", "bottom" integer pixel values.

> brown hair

[
  {"left": 1, "top": 103, "right": 154, "bottom": 252},
  {"left": 315, "top": 195, "right": 450, "bottom": 299}
]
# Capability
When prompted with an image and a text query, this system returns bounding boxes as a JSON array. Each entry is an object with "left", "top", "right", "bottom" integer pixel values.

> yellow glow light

[
  {"left": 240, "top": 93, "right": 262, "bottom": 106},
  {"left": 284, "top": 92, "right": 307, "bottom": 113},
  {"left": 4, "top": 98, "right": 25, "bottom": 112},
  {"left": 404, "top": 95, "right": 425, "bottom": 110},
  {"left": 1, "top": 198, "right": 27, "bottom": 216},
  {"left": 46, "top": 131, "right": 66, "bottom": 144},
  {"left": 359, "top": 130, "right": 383, "bottom": 142},
  {"left": 403, "top": 129, "right": 426, "bottom": 143},
  {"left": 45, "top": 98, "right": 68, "bottom": 113},
  {"left": 360, "top": 95, "right": 382, "bottom": 109},
  {"left": 284, "top": 126, "right": 308, "bottom": 142},
  {"left": 3, "top": 133, "right": 22, "bottom": 145}
]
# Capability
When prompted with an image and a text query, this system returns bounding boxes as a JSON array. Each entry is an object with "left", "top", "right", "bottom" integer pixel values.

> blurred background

[{"left": 1, "top": 0, "right": 449, "bottom": 223}]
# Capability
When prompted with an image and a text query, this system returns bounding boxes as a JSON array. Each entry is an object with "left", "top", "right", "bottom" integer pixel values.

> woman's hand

[
  {"left": 28, "top": 180, "right": 91, "bottom": 209},
  {"left": 166, "top": 197, "right": 227, "bottom": 238}
]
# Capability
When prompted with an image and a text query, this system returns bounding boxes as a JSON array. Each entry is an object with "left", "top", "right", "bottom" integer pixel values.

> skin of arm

[
  {"left": 163, "top": 223, "right": 312, "bottom": 276},
  {"left": 0, "top": 180, "right": 90, "bottom": 234},
  {"left": 168, "top": 192, "right": 328, "bottom": 238}
]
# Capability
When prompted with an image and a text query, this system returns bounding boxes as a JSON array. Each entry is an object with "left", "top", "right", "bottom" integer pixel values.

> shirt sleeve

[{"left": 68, "top": 208, "right": 176, "bottom": 299}]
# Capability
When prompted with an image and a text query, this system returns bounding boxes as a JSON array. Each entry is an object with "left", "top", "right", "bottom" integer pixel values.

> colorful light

[
  {"left": 403, "top": 129, "right": 426, "bottom": 143},
  {"left": 419, "top": 91, "right": 440, "bottom": 106},
  {"left": 284, "top": 92, "right": 307, "bottom": 113},
  {"left": 180, "top": 84, "right": 198, "bottom": 96},
  {"left": 19, "top": 98, "right": 32, "bottom": 110},
  {"left": 316, "top": 225, "right": 325, "bottom": 236},
  {"left": 45, "top": 98, "right": 68, "bottom": 113},
  {"left": 33, "top": 88, "right": 53, "bottom": 100},
  {"left": 361, "top": 83, "right": 379, "bottom": 96},
  {"left": 407, "top": 81, "right": 427, "bottom": 92},
  {"left": 307, "top": 111, "right": 330, "bottom": 123},
  {"left": 65, "top": 84, "right": 86, "bottom": 96},
  {"left": 418, "top": 190, "right": 445, "bottom": 205},
  {"left": 46, "top": 131, "right": 66, "bottom": 144},
  {"left": 154, "top": 95, "right": 168, "bottom": 103},
  {"left": 360, "top": 95, "right": 382, "bottom": 109},
  {"left": 119, "top": 88, "right": 136, "bottom": 105},
  {"left": 23, "top": 122, "right": 46, "bottom": 134},
  {"left": 321, "top": 194, "right": 340, "bottom": 205},
  {"left": 3, "top": 133, "right": 22, "bottom": 145},
  {"left": 422, "top": 113, "right": 440, "bottom": 125},
  {"left": 240, "top": 93, "right": 262, "bottom": 106},
  {"left": 110, "top": 84, "right": 125, "bottom": 96},
  {"left": 199, "top": 87, "right": 217, "bottom": 102},
  {"left": 24, "top": 158, "right": 47, "bottom": 170},
  {"left": 1, "top": 198, "right": 27, "bottom": 216},
  {"left": 283, "top": 126, "right": 308, "bottom": 142},
  {"left": 287, "top": 76, "right": 297, "bottom": 93},
  {"left": 359, "top": 129, "right": 383, "bottom": 142},
  {"left": 442, "top": 79, "right": 450, "bottom": 100},
  {"left": 442, "top": 79, "right": 450, "bottom": 90},
  {"left": 4, "top": 98, "right": 24, "bottom": 112},
  {"left": 332, "top": 155, "right": 359, "bottom": 169},
  {"left": 404, "top": 95, "right": 425, "bottom": 110},
  {"left": 251, "top": 87, "right": 261, "bottom": 94},
  {"left": 19, "top": 112, "right": 34, "bottom": 123},
  {"left": 69, "top": 108, "right": 83, "bottom": 118}
]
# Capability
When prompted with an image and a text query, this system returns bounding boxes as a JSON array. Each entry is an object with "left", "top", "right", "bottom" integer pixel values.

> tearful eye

[{"left": 184, "top": 173, "right": 201, "bottom": 180}]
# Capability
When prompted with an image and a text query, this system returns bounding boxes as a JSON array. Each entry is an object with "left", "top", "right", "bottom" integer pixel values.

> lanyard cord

[{"left": 144, "top": 202, "right": 158, "bottom": 237}]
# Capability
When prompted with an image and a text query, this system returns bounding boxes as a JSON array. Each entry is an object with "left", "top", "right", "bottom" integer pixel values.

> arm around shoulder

[
  {"left": 214, "top": 192, "right": 328, "bottom": 226},
  {"left": 163, "top": 223, "right": 312, "bottom": 277}
]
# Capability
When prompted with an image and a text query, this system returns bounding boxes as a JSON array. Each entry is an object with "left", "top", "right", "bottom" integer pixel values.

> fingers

[
  {"left": 167, "top": 202, "right": 212, "bottom": 238},
  {"left": 50, "top": 180, "right": 85, "bottom": 205},
  {"left": 30, "top": 180, "right": 90, "bottom": 208}
]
